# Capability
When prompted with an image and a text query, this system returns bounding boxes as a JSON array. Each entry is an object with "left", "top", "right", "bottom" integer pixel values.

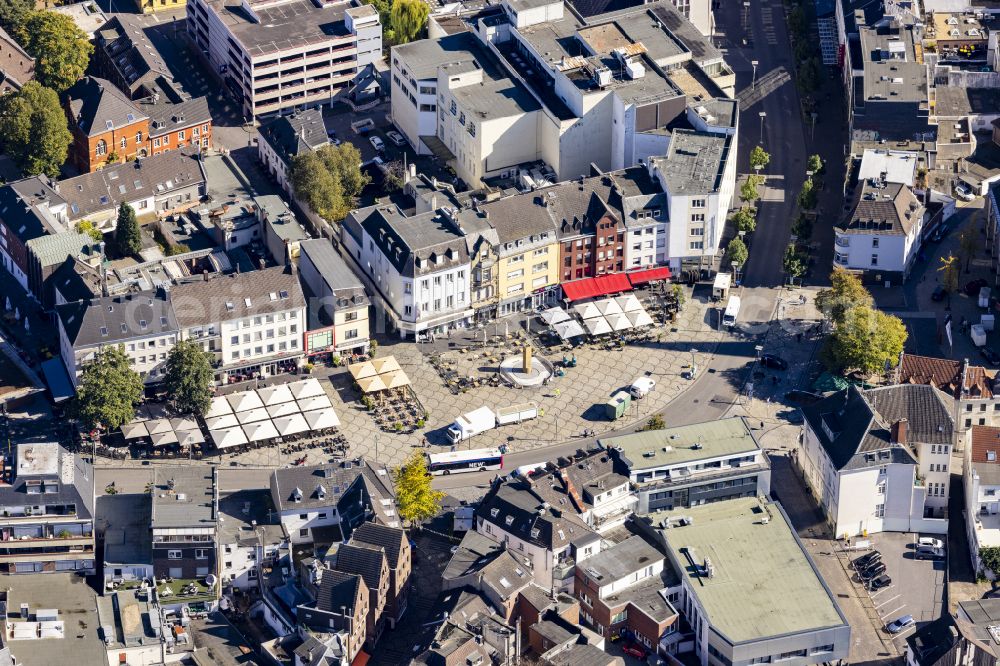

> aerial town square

[{"left": 2, "top": 0, "right": 1000, "bottom": 663}]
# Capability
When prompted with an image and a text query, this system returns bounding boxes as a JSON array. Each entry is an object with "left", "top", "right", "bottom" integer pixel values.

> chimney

[
  {"left": 890, "top": 418, "right": 908, "bottom": 445},
  {"left": 99, "top": 242, "right": 108, "bottom": 297}
]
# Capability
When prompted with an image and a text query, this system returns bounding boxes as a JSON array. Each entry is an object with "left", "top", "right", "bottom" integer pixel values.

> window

[
  {"left": 610, "top": 610, "right": 627, "bottom": 624},
  {"left": 872, "top": 238, "right": 879, "bottom": 248},
  {"left": 136, "top": 131, "right": 143, "bottom": 144},
  {"left": 691, "top": 213, "right": 705, "bottom": 222},
  {"left": 871, "top": 254, "right": 878, "bottom": 266},
  {"left": 875, "top": 503, "right": 885, "bottom": 518},
  {"left": 96, "top": 140, "right": 107, "bottom": 156},
  {"left": 877, "top": 482, "right": 885, "bottom": 495},
  {"left": 120, "top": 137, "right": 127, "bottom": 150},
  {"left": 691, "top": 199, "right": 706, "bottom": 207},
  {"left": 195, "top": 549, "right": 208, "bottom": 559},
  {"left": 299, "top": 529, "right": 309, "bottom": 537},
  {"left": 178, "top": 130, "right": 185, "bottom": 140},
  {"left": 168, "top": 550, "right": 182, "bottom": 559},
  {"left": 690, "top": 241, "right": 704, "bottom": 250},
  {"left": 153, "top": 138, "right": 161, "bottom": 148}
]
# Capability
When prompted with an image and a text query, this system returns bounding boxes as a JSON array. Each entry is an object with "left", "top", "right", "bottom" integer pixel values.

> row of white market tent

[
  {"left": 540, "top": 294, "right": 654, "bottom": 341},
  {"left": 122, "top": 377, "right": 340, "bottom": 451},
  {"left": 203, "top": 377, "right": 340, "bottom": 449}
]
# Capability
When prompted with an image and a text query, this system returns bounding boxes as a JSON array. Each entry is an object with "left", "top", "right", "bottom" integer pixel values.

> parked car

[
  {"left": 915, "top": 545, "right": 945, "bottom": 560},
  {"left": 869, "top": 573, "right": 892, "bottom": 590},
  {"left": 760, "top": 354, "right": 789, "bottom": 370},
  {"left": 622, "top": 643, "right": 648, "bottom": 659},
  {"left": 369, "top": 135, "right": 385, "bottom": 151},
  {"left": 981, "top": 347, "right": 1000, "bottom": 366},
  {"left": 785, "top": 390, "right": 825, "bottom": 405},
  {"left": 931, "top": 285, "right": 946, "bottom": 301},
  {"left": 330, "top": 137, "right": 343, "bottom": 146},
  {"left": 386, "top": 130, "right": 406, "bottom": 146},
  {"left": 859, "top": 562, "right": 886, "bottom": 581},
  {"left": 851, "top": 551, "right": 881, "bottom": 570},
  {"left": 955, "top": 182, "right": 975, "bottom": 201},
  {"left": 966, "top": 279, "right": 989, "bottom": 297},
  {"left": 919, "top": 537, "right": 944, "bottom": 549},
  {"left": 886, "top": 615, "right": 915, "bottom": 634}
]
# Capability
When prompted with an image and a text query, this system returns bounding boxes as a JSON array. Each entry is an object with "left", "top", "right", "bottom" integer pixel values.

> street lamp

[
  {"left": 751, "top": 60, "right": 759, "bottom": 91},
  {"left": 690, "top": 347, "right": 699, "bottom": 376},
  {"left": 732, "top": 262, "right": 742, "bottom": 287},
  {"left": 758, "top": 111, "right": 767, "bottom": 144}
]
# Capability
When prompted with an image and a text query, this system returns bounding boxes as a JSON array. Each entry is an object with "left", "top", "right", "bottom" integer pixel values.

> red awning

[
  {"left": 627, "top": 266, "right": 672, "bottom": 285},
  {"left": 561, "top": 273, "right": 633, "bottom": 301}
]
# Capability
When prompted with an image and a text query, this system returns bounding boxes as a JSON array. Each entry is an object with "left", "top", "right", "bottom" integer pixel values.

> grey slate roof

[
  {"left": 151, "top": 466, "right": 216, "bottom": 530},
  {"left": 0, "top": 177, "right": 66, "bottom": 244},
  {"left": 443, "top": 530, "right": 505, "bottom": 583},
  {"left": 258, "top": 109, "right": 330, "bottom": 166},
  {"left": 271, "top": 458, "right": 395, "bottom": 514},
  {"left": 475, "top": 477, "right": 598, "bottom": 550},
  {"left": 170, "top": 266, "right": 305, "bottom": 328},
  {"left": 59, "top": 147, "right": 206, "bottom": 220},
  {"left": 217, "top": 489, "right": 284, "bottom": 548},
  {"left": 839, "top": 181, "right": 923, "bottom": 236},
  {"left": 144, "top": 96, "right": 212, "bottom": 138},
  {"left": 350, "top": 522, "right": 407, "bottom": 568},
  {"left": 0, "top": 26, "right": 34, "bottom": 91},
  {"left": 94, "top": 15, "right": 174, "bottom": 98},
  {"left": 299, "top": 239, "right": 367, "bottom": 301},
  {"left": 66, "top": 76, "right": 147, "bottom": 137},
  {"left": 545, "top": 643, "right": 620, "bottom": 666},
  {"left": 479, "top": 550, "right": 532, "bottom": 600},
  {"left": 578, "top": 535, "right": 662, "bottom": 583},
  {"left": 313, "top": 569, "right": 364, "bottom": 613},
  {"left": 57, "top": 289, "right": 177, "bottom": 348},
  {"left": 802, "top": 384, "right": 951, "bottom": 471},
  {"left": 335, "top": 541, "right": 386, "bottom": 592}
]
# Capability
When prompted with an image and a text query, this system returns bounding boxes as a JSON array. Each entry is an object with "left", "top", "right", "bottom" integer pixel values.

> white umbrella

[
  {"left": 595, "top": 298, "right": 624, "bottom": 316},
  {"left": 170, "top": 417, "right": 199, "bottom": 432},
  {"left": 540, "top": 307, "right": 570, "bottom": 325},
  {"left": 121, "top": 422, "right": 149, "bottom": 440},
  {"left": 606, "top": 312, "right": 632, "bottom": 331},
  {"left": 177, "top": 429, "right": 206, "bottom": 446},
  {"left": 226, "top": 390, "right": 264, "bottom": 413},
  {"left": 13, "top": 307, "right": 19, "bottom": 322},
  {"left": 553, "top": 320, "right": 586, "bottom": 340},
  {"left": 273, "top": 413, "right": 310, "bottom": 436},
  {"left": 210, "top": 427, "right": 248, "bottom": 450},
  {"left": 615, "top": 294, "right": 643, "bottom": 312},
  {"left": 303, "top": 408, "right": 340, "bottom": 430},
  {"left": 206, "top": 414, "right": 239, "bottom": 430},
  {"left": 145, "top": 418, "right": 173, "bottom": 435},
  {"left": 236, "top": 408, "right": 270, "bottom": 425},
  {"left": 4, "top": 297, "right": 9, "bottom": 310},
  {"left": 626, "top": 309, "right": 654, "bottom": 327},
  {"left": 150, "top": 430, "right": 179, "bottom": 447},
  {"left": 583, "top": 316, "right": 613, "bottom": 336},
  {"left": 267, "top": 401, "right": 301, "bottom": 418},
  {"left": 243, "top": 420, "right": 279, "bottom": 442},
  {"left": 289, "top": 378, "right": 325, "bottom": 400},
  {"left": 257, "top": 384, "right": 294, "bottom": 406},
  {"left": 204, "top": 396, "right": 233, "bottom": 419},
  {"left": 297, "top": 394, "right": 332, "bottom": 412},
  {"left": 573, "top": 302, "right": 602, "bottom": 320}
]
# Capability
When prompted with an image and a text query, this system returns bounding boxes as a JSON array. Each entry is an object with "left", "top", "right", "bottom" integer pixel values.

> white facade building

[
  {"left": 800, "top": 385, "right": 953, "bottom": 537},
  {"left": 965, "top": 426, "right": 1000, "bottom": 574},
  {"left": 187, "top": 0, "right": 381, "bottom": 118}
]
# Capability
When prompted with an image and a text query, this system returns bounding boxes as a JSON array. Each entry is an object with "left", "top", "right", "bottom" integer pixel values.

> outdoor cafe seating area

[{"left": 348, "top": 356, "right": 426, "bottom": 433}]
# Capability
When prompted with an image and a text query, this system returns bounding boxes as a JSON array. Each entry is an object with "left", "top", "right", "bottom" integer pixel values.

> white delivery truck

[
  {"left": 722, "top": 295, "right": 741, "bottom": 327},
  {"left": 447, "top": 403, "right": 539, "bottom": 443}
]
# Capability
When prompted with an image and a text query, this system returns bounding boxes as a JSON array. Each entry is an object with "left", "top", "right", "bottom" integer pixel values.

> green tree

[
  {"left": 642, "top": 414, "right": 666, "bottom": 431},
  {"left": 365, "top": 0, "right": 395, "bottom": 43},
  {"left": 74, "top": 345, "right": 143, "bottom": 432},
  {"left": 783, "top": 246, "right": 807, "bottom": 278},
  {"left": 76, "top": 220, "right": 104, "bottom": 242},
  {"left": 740, "top": 175, "right": 763, "bottom": 204},
  {"left": 0, "top": 0, "right": 33, "bottom": 33},
  {"left": 980, "top": 547, "right": 1000, "bottom": 576},
  {"left": 807, "top": 154, "right": 823, "bottom": 173},
  {"left": 750, "top": 145, "right": 770, "bottom": 172},
  {"left": 815, "top": 267, "right": 874, "bottom": 324},
  {"left": 17, "top": 11, "right": 93, "bottom": 93},
  {"left": 317, "top": 142, "right": 369, "bottom": 200},
  {"left": 797, "top": 177, "right": 817, "bottom": 209},
  {"left": 394, "top": 451, "right": 444, "bottom": 524},
  {"left": 726, "top": 238, "right": 748, "bottom": 267},
  {"left": 959, "top": 226, "right": 978, "bottom": 273},
  {"left": 291, "top": 151, "right": 345, "bottom": 221},
  {"left": 390, "top": 0, "right": 429, "bottom": 45},
  {"left": 163, "top": 340, "right": 215, "bottom": 415},
  {"left": 797, "top": 57, "right": 822, "bottom": 93},
  {"left": 939, "top": 253, "right": 960, "bottom": 302},
  {"left": 0, "top": 81, "right": 71, "bottom": 176},
  {"left": 732, "top": 207, "right": 757, "bottom": 233},
  {"left": 822, "top": 305, "right": 907, "bottom": 375},
  {"left": 114, "top": 203, "right": 142, "bottom": 257}
]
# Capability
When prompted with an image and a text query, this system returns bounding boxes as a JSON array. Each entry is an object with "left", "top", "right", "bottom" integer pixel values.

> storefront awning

[
  {"left": 627, "top": 266, "right": 672, "bottom": 285},
  {"left": 561, "top": 273, "right": 633, "bottom": 302}
]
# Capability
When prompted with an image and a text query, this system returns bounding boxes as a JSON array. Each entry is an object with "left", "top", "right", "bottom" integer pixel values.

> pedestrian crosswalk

[{"left": 737, "top": 67, "right": 792, "bottom": 110}]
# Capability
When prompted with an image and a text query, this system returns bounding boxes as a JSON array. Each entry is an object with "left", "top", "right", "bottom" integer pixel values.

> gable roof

[
  {"left": 94, "top": 15, "right": 174, "bottom": 98},
  {"left": 839, "top": 181, "right": 923, "bottom": 236},
  {"left": 896, "top": 353, "right": 993, "bottom": 399},
  {"left": 476, "top": 477, "right": 599, "bottom": 550},
  {"left": 258, "top": 108, "right": 330, "bottom": 166},
  {"left": 170, "top": 266, "right": 305, "bottom": 328},
  {"left": 57, "top": 289, "right": 177, "bottom": 348},
  {"left": 66, "top": 76, "right": 148, "bottom": 138},
  {"left": 350, "top": 522, "right": 407, "bottom": 568},
  {"left": 0, "top": 26, "right": 34, "bottom": 92},
  {"left": 270, "top": 458, "right": 395, "bottom": 515},
  {"left": 313, "top": 569, "right": 364, "bottom": 614},
  {"left": 144, "top": 96, "right": 212, "bottom": 137},
  {"left": 335, "top": 541, "right": 387, "bottom": 592},
  {"left": 971, "top": 426, "right": 1000, "bottom": 464},
  {"left": 0, "top": 177, "right": 67, "bottom": 244}
]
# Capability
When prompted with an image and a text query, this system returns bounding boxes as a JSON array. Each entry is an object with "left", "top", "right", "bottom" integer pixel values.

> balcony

[{"left": 635, "top": 458, "right": 770, "bottom": 491}]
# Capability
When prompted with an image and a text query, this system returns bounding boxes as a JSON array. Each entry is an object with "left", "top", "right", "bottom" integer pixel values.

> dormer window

[
  {"left": 292, "top": 487, "right": 303, "bottom": 502},
  {"left": 490, "top": 508, "right": 499, "bottom": 517},
  {"left": 505, "top": 515, "right": 514, "bottom": 526}
]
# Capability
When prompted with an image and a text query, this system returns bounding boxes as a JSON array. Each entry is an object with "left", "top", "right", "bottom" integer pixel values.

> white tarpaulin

[
  {"left": 540, "top": 307, "right": 571, "bottom": 325},
  {"left": 204, "top": 396, "right": 233, "bottom": 419},
  {"left": 210, "top": 427, "right": 248, "bottom": 450},
  {"left": 227, "top": 390, "right": 264, "bottom": 413},
  {"left": 177, "top": 429, "right": 206, "bottom": 446},
  {"left": 626, "top": 309, "right": 654, "bottom": 327},
  {"left": 145, "top": 419, "right": 173, "bottom": 435},
  {"left": 289, "top": 378, "right": 325, "bottom": 400},
  {"left": 205, "top": 414, "right": 239, "bottom": 430},
  {"left": 150, "top": 430, "right": 178, "bottom": 447},
  {"left": 267, "top": 401, "right": 301, "bottom": 418},
  {"left": 595, "top": 298, "right": 624, "bottom": 316},
  {"left": 236, "top": 408, "right": 270, "bottom": 425},
  {"left": 257, "top": 384, "right": 295, "bottom": 406},
  {"left": 303, "top": 408, "right": 340, "bottom": 430},
  {"left": 296, "top": 394, "right": 332, "bottom": 413},
  {"left": 553, "top": 320, "right": 586, "bottom": 340},
  {"left": 170, "top": 417, "right": 199, "bottom": 432},
  {"left": 583, "top": 316, "right": 613, "bottom": 336},
  {"left": 243, "top": 420, "right": 280, "bottom": 442},
  {"left": 574, "top": 302, "right": 602, "bottom": 320},
  {"left": 273, "top": 413, "right": 310, "bottom": 436}
]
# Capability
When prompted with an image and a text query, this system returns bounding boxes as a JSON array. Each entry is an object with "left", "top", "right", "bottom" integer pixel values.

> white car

[
  {"left": 955, "top": 182, "right": 975, "bottom": 201},
  {"left": 386, "top": 130, "right": 406, "bottom": 147},
  {"left": 369, "top": 136, "right": 385, "bottom": 151},
  {"left": 918, "top": 537, "right": 944, "bottom": 549}
]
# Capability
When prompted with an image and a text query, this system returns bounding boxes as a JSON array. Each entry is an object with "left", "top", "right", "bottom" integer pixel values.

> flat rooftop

[
  {"left": 151, "top": 466, "right": 216, "bottom": 530},
  {"left": 652, "top": 129, "right": 730, "bottom": 195},
  {"left": 656, "top": 498, "right": 847, "bottom": 644},
  {"left": 602, "top": 416, "right": 760, "bottom": 470},
  {"left": 580, "top": 535, "right": 663, "bottom": 583},
  {"left": 3, "top": 573, "right": 106, "bottom": 666},
  {"left": 217, "top": 488, "right": 285, "bottom": 547},
  {"left": 198, "top": 0, "right": 360, "bottom": 58}
]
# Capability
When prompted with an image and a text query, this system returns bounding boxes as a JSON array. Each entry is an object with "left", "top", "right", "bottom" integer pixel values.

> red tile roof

[{"left": 970, "top": 425, "right": 1000, "bottom": 464}]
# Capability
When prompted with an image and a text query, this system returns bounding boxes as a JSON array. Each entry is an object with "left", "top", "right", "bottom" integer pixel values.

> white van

[
  {"left": 722, "top": 295, "right": 741, "bottom": 327},
  {"left": 630, "top": 376, "right": 656, "bottom": 398}
]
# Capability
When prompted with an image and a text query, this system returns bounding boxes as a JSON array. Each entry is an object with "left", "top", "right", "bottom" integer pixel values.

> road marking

[
  {"left": 875, "top": 594, "right": 900, "bottom": 609},
  {"left": 880, "top": 605, "right": 906, "bottom": 620},
  {"left": 870, "top": 585, "right": 894, "bottom": 598}
]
